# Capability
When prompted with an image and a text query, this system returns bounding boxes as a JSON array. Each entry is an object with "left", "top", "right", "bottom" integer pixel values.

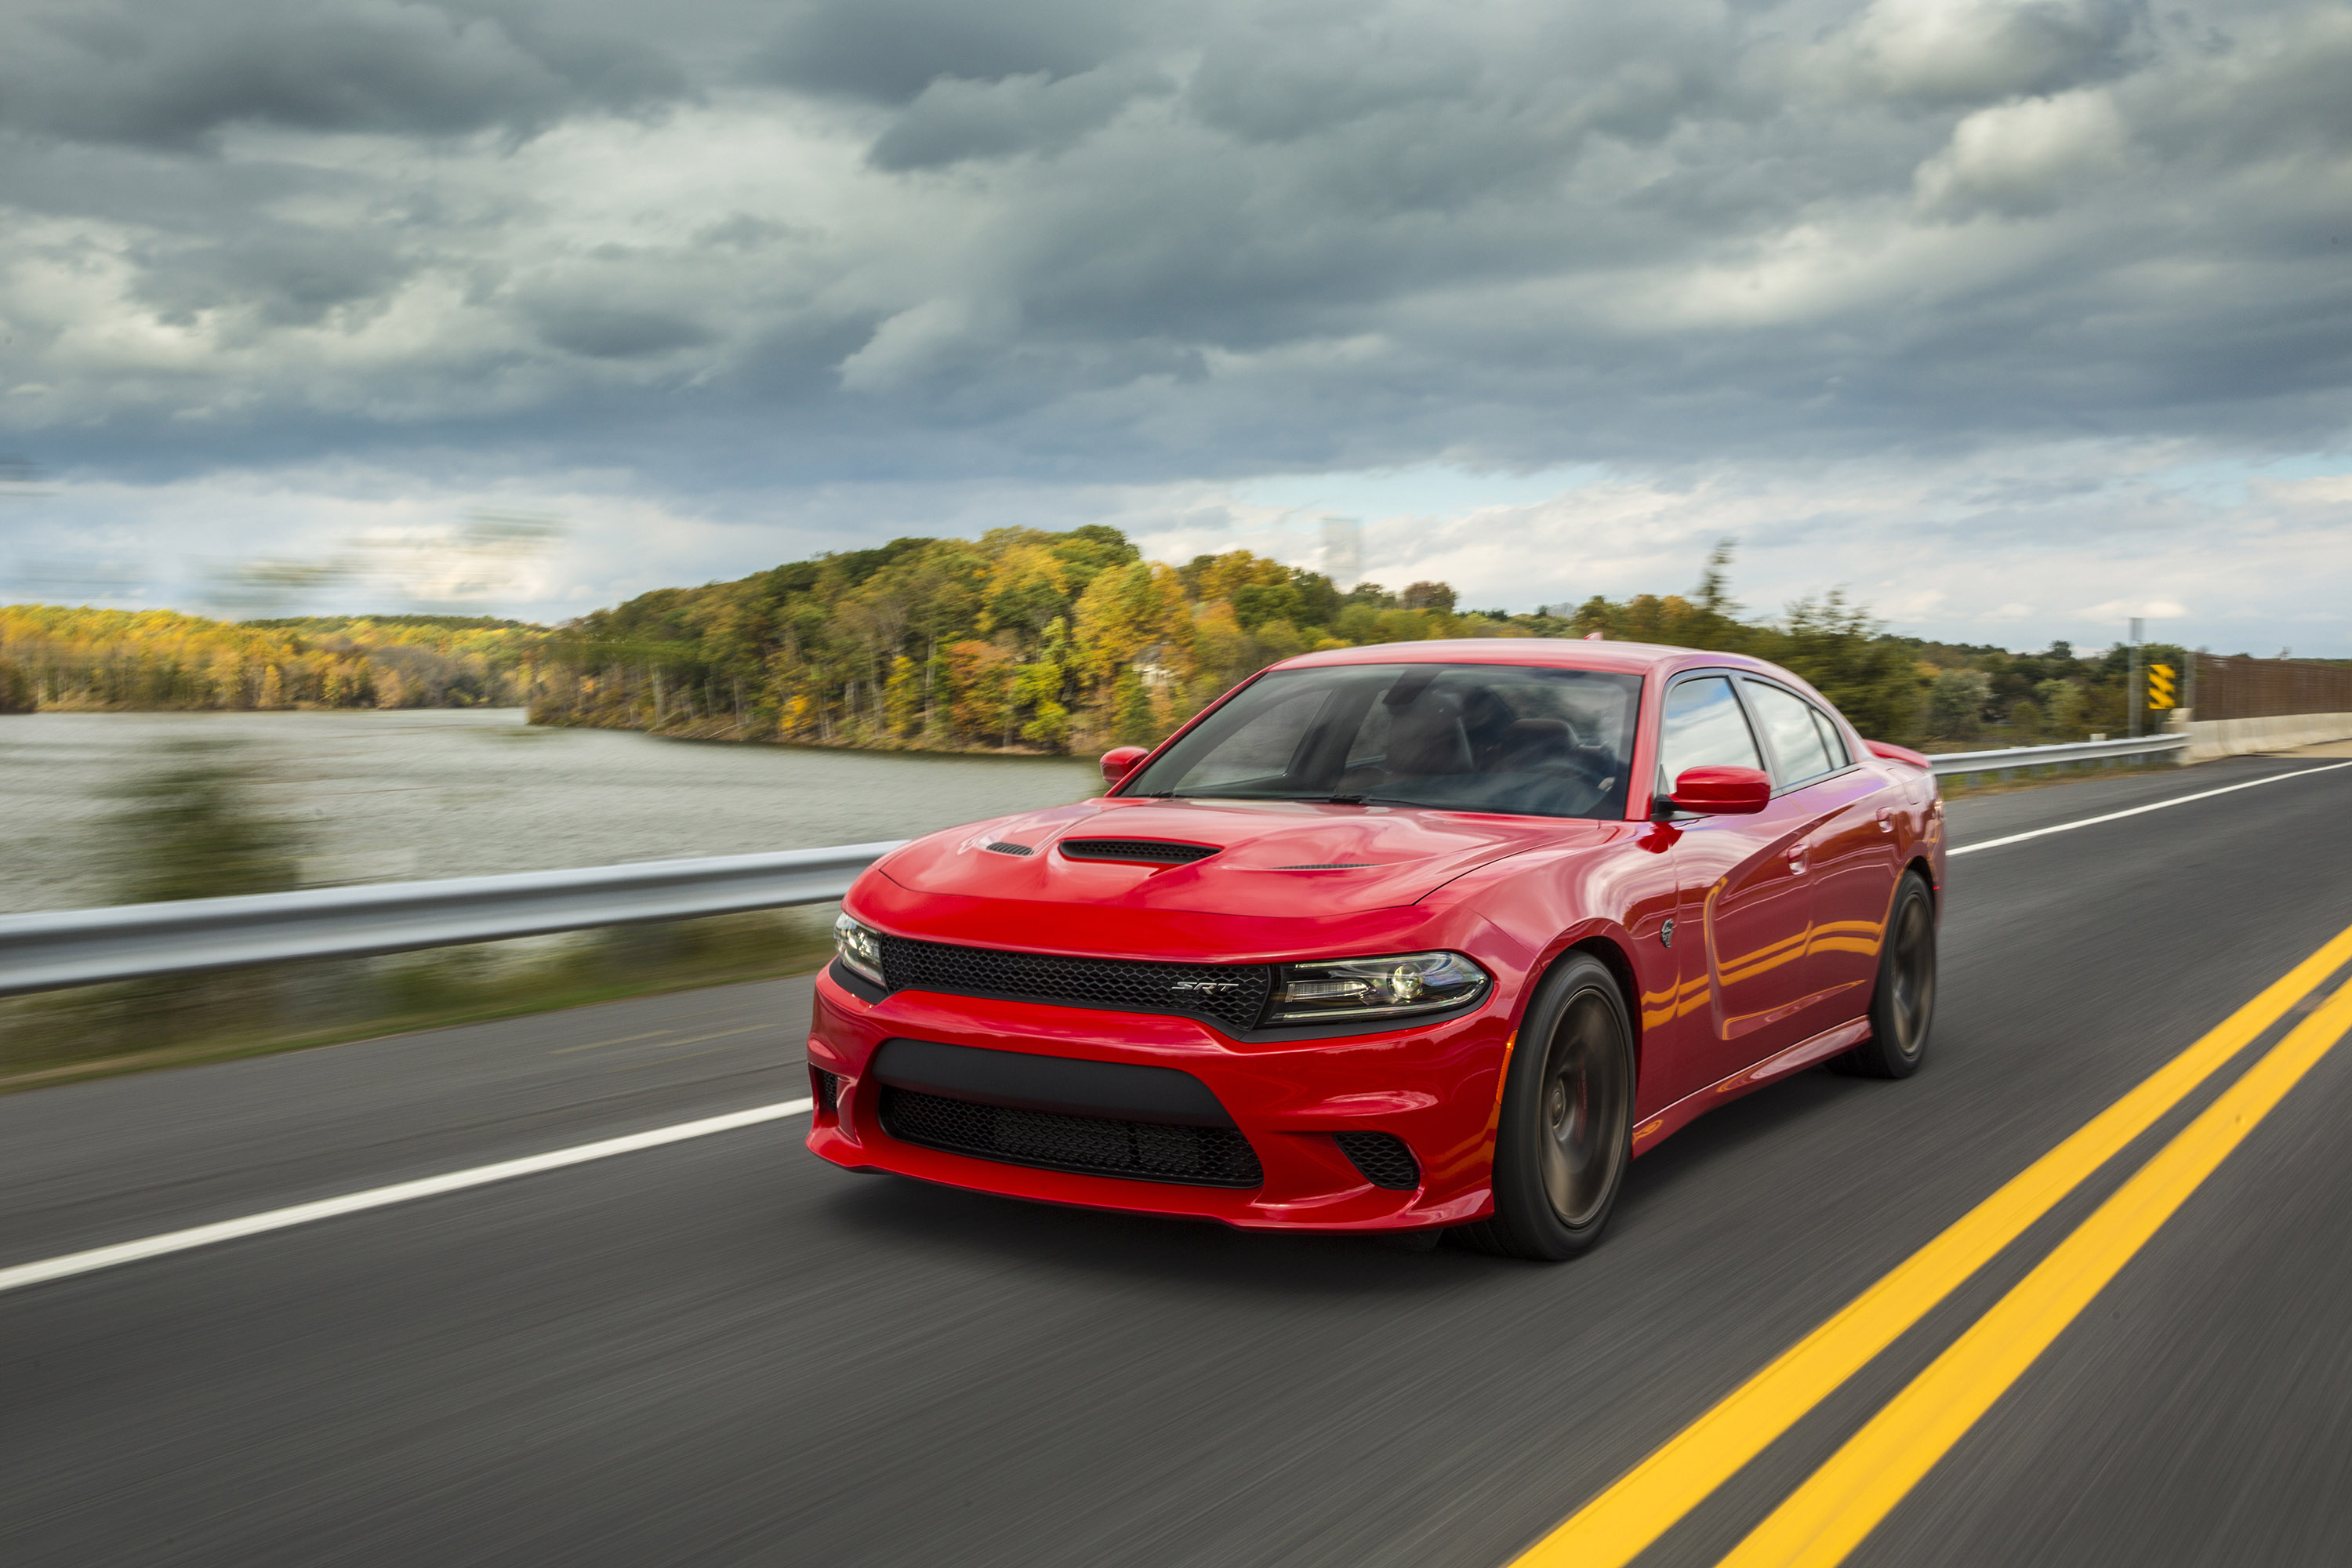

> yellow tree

[{"left": 1070, "top": 559, "right": 1192, "bottom": 736}]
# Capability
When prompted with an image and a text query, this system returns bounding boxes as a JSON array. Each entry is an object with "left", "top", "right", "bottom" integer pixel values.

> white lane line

[
  {"left": 1950, "top": 760, "right": 2352, "bottom": 858},
  {"left": 0, "top": 1098, "right": 813, "bottom": 1298},
  {"left": 547, "top": 1030, "right": 674, "bottom": 1055},
  {"left": 550, "top": 1023, "right": 771, "bottom": 1056}
]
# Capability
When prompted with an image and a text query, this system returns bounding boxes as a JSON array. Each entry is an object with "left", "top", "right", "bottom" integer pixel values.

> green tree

[
  {"left": 1765, "top": 593, "right": 1926, "bottom": 744},
  {"left": 1926, "top": 670, "right": 1993, "bottom": 741},
  {"left": 1111, "top": 667, "right": 1155, "bottom": 745},
  {"left": 0, "top": 655, "right": 31, "bottom": 713},
  {"left": 111, "top": 742, "right": 301, "bottom": 904},
  {"left": 2035, "top": 678, "right": 2089, "bottom": 737}
]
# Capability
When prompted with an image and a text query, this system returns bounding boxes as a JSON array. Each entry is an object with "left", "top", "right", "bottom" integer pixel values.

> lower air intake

[
  {"left": 1332, "top": 1131, "right": 1421, "bottom": 1191},
  {"left": 811, "top": 1067, "right": 840, "bottom": 1118},
  {"left": 880, "top": 1087, "right": 1264, "bottom": 1189}
]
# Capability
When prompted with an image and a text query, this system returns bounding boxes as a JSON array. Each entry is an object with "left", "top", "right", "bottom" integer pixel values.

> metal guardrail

[
  {"left": 0, "top": 841, "right": 902, "bottom": 1000},
  {"left": 1929, "top": 733, "right": 2187, "bottom": 782},
  {"left": 0, "top": 734, "right": 2194, "bottom": 997}
]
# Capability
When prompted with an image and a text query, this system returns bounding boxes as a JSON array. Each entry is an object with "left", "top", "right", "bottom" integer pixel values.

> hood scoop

[
  {"left": 1059, "top": 838, "right": 1220, "bottom": 866},
  {"left": 983, "top": 841, "right": 1036, "bottom": 856}
]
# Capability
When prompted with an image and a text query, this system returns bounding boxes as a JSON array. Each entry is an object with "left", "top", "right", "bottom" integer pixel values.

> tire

[
  {"left": 1455, "top": 953, "right": 1635, "bottom": 1261},
  {"left": 1833, "top": 870, "right": 1937, "bottom": 1080}
]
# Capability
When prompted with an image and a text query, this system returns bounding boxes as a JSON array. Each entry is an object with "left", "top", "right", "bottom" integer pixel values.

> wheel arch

[{"left": 1901, "top": 853, "right": 1941, "bottom": 916}]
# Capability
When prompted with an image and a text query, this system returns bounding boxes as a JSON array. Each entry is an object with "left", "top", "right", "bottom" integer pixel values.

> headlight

[
  {"left": 1265, "top": 950, "right": 1490, "bottom": 1025},
  {"left": 833, "top": 913, "right": 886, "bottom": 985}
]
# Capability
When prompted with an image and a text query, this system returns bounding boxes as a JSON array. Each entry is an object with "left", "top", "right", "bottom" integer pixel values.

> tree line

[
  {"left": 0, "top": 533, "right": 2210, "bottom": 751},
  {"left": 525, "top": 531, "right": 1949, "bottom": 750},
  {"left": 0, "top": 607, "right": 541, "bottom": 713}
]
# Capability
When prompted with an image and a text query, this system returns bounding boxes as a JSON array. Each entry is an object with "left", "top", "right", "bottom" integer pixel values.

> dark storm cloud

[
  {"left": 132, "top": 224, "right": 417, "bottom": 328},
  {"left": 0, "top": 0, "right": 684, "bottom": 147},
  {"left": 748, "top": 0, "right": 1137, "bottom": 103},
  {"left": 522, "top": 295, "right": 716, "bottom": 359},
  {"left": 2, "top": 0, "right": 2350, "bottom": 502},
  {"left": 867, "top": 65, "right": 1172, "bottom": 170}
]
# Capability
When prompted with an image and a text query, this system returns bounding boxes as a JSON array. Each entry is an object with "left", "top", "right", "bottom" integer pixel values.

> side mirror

[
  {"left": 1664, "top": 764, "right": 1771, "bottom": 816},
  {"left": 1100, "top": 746, "right": 1149, "bottom": 786}
]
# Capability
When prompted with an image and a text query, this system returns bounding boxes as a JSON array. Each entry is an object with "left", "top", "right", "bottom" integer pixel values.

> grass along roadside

[{"left": 1931, "top": 756, "right": 2186, "bottom": 799}]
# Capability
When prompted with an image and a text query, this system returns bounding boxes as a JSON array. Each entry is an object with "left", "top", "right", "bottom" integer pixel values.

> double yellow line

[{"left": 1515, "top": 916, "right": 2352, "bottom": 1568}]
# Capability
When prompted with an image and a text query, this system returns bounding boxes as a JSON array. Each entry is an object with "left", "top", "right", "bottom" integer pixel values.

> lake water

[{"left": 0, "top": 710, "right": 1099, "bottom": 914}]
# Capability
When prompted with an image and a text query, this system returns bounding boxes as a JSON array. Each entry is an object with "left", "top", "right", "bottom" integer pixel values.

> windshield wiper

[{"left": 1140, "top": 788, "right": 1430, "bottom": 806}]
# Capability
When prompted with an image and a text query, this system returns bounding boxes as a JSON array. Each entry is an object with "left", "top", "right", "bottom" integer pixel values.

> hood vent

[
  {"left": 984, "top": 841, "right": 1036, "bottom": 856},
  {"left": 1277, "top": 862, "right": 1374, "bottom": 869},
  {"left": 1060, "top": 838, "right": 1220, "bottom": 866}
]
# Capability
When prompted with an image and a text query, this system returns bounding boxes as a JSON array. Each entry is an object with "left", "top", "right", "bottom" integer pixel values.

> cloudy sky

[{"left": 2, "top": 0, "right": 2347, "bottom": 652}]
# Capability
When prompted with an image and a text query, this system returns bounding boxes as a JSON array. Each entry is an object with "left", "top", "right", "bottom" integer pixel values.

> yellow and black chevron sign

[{"left": 2147, "top": 662, "right": 2177, "bottom": 710}]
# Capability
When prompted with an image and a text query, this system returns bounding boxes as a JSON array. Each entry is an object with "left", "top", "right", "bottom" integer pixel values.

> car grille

[
  {"left": 878, "top": 935, "right": 1270, "bottom": 1033},
  {"left": 879, "top": 1087, "right": 1265, "bottom": 1188},
  {"left": 1332, "top": 1131, "right": 1421, "bottom": 1191},
  {"left": 1058, "top": 839, "right": 1220, "bottom": 864}
]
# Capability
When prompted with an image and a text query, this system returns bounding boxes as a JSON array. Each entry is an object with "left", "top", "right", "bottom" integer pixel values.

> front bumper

[{"left": 804, "top": 965, "right": 1512, "bottom": 1231}]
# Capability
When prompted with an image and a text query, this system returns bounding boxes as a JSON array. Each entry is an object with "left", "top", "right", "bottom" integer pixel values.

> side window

[
  {"left": 1658, "top": 676, "right": 1764, "bottom": 791},
  {"left": 1744, "top": 681, "right": 1835, "bottom": 786},
  {"left": 1809, "top": 706, "right": 1850, "bottom": 770}
]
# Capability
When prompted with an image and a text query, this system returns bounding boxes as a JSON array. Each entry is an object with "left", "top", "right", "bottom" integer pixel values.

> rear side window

[
  {"left": 1744, "top": 681, "right": 1838, "bottom": 785},
  {"left": 1658, "top": 676, "right": 1763, "bottom": 789},
  {"left": 1810, "top": 706, "right": 1850, "bottom": 771}
]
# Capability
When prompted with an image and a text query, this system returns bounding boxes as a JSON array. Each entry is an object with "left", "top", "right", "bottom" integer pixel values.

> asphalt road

[{"left": 5, "top": 753, "right": 2352, "bottom": 1566}]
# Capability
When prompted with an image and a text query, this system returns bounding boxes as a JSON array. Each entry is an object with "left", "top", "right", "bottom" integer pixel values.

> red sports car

[{"left": 806, "top": 638, "right": 1943, "bottom": 1259}]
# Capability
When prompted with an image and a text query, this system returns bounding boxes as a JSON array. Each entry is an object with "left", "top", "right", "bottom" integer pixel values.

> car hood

[{"left": 873, "top": 797, "right": 1606, "bottom": 918}]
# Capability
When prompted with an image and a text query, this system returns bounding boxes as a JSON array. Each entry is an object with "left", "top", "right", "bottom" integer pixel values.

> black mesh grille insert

[
  {"left": 880, "top": 1087, "right": 1264, "bottom": 1188},
  {"left": 811, "top": 1067, "right": 840, "bottom": 1117},
  {"left": 984, "top": 841, "right": 1035, "bottom": 855},
  {"left": 878, "top": 935, "right": 1269, "bottom": 1032},
  {"left": 1059, "top": 839, "right": 1220, "bottom": 864},
  {"left": 1333, "top": 1132, "right": 1421, "bottom": 1191}
]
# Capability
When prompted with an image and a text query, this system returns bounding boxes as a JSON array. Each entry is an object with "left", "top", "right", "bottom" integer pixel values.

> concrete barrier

[{"left": 2180, "top": 712, "right": 2352, "bottom": 761}]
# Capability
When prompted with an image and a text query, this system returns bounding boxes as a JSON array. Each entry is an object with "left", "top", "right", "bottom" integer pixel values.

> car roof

[{"left": 1269, "top": 637, "right": 1779, "bottom": 680}]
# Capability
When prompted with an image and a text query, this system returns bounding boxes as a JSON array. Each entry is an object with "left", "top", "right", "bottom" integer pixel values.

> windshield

[{"left": 1123, "top": 662, "right": 1641, "bottom": 819}]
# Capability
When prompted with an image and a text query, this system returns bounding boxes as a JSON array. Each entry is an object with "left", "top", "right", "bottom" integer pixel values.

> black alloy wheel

[
  {"left": 1835, "top": 870, "right": 1937, "bottom": 1079},
  {"left": 1457, "top": 952, "right": 1634, "bottom": 1261}
]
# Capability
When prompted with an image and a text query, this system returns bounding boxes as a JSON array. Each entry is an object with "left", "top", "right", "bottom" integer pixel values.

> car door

[
  {"left": 1740, "top": 678, "right": 1901, "bottom": 1024},
  {"left": 1656, "top": 673, "right": 1822, "bottom": 1102}
]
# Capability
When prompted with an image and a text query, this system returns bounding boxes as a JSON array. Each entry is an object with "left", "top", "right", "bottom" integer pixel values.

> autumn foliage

[
  {"left": 526, "top": 526, "right": 1519, "bottom": 752},
  {"left": 0, "top": 607, "right": 539, "bottom": 711},
  {"left": 0, "top": 532, "right": 1948, "bottom": 750}
]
